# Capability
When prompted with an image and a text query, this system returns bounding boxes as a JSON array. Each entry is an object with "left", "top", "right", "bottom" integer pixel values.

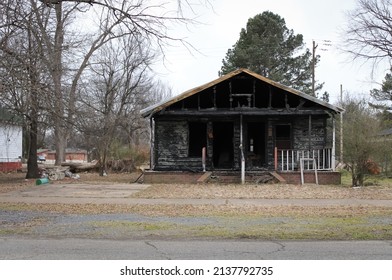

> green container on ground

[{"left": 36, "top": 178, "right": 49, "bottom": 185}]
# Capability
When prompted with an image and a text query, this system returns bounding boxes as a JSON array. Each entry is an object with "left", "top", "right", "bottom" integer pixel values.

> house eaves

[{"left": 141, "top": 68, "right": 344, "bottom": 118}]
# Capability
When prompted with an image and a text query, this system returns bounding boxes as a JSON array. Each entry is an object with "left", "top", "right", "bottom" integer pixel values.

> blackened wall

[
  {"left": 153, "top": 115, "right": 330, "bottom": 171},
  {"left": 292, "top": 116, "right": 326, "bottom": 150}
]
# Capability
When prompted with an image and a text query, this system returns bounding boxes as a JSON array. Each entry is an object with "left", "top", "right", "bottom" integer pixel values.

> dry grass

[
  {"left": 2, "top": 171, "right": 392, "bottom": 200},
  {"left": 1, "top": 201, "right": 392, "bottom": 217},
  {"left": 0, "top": 171, "right": 141, "bottom": 193},
  {"left": 2, "top": 172, "right": 392, "bottom": 240},
  {"left": 0, "top": 173, "right": 34, "bottom": 194},
  {"left": 131, "top": 183, "right": 392, "bottom": 200},
  {"left": 2, "top": 202, "right": 392, "bottom": 240}
]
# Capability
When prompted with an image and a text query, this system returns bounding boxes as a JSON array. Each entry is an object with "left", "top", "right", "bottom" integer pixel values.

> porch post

[
  {"left": 240, "top": 114, "right": 245, "bottom": 184},
  {"left": 340, "top": 111, "right": 343, "bottom": 164},
  {"left": 332, "top": 116, "right": 336, "bottom": 171},
  {"left": 149, "top": 117, "right": 155, "bottom": 170},
  {"left": 308, "top": 115, "right": 312, "bottom": 151},
  {"left": 202, "top": 147, "right": 206, "bottom": 172}
]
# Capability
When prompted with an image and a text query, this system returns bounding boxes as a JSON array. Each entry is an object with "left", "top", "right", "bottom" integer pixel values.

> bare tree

[
  {"left": 341, "top": 95, "right": 382, "bottom": 186},
  {"left": 33, "top": 0, "right": 201, "bottom": 166},
  {"left": 76, "top": 35, "right": 154, "bottom": 175},
  {"left": 344, "top": 0, "right": 392, "bottom": 69},
  {"left": 122, "top": 79, "right": 173, "bottom": 148},
  {"left": 0, "top": 1, "right": 51, "bottom": 178},
  {"left": 1, "top": 0, "right": 206, "bottom": 174}
]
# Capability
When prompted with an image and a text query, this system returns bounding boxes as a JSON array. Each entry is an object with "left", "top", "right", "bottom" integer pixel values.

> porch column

[
  {"left": 308, "top": 115, "right": 312, "bottom": 151},
  {"left": 149, "top": 117, "right": 155, "bottom": 170},
  {"left": 240, "top": 114, "right": 245, "bottom": 184},
  {"left": 340, "top": 111, "right": 343, "bottom": 164},
  {"left": 332, "top": 116, "right": 336, "bottom": 171}
]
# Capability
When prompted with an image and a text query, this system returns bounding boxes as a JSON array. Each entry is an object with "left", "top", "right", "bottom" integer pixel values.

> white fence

[{"left": 275, "top": 148, "right": 333, "bottom": 171}]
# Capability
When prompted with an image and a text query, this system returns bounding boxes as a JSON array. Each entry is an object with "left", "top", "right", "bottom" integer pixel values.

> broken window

[{"left": 188, "top": 122, "right": 207, "bottom": 157}]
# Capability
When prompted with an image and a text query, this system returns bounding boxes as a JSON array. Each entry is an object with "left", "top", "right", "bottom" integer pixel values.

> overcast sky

[{"left": 153, "top": 0, "right": 388, "bottom": 104}]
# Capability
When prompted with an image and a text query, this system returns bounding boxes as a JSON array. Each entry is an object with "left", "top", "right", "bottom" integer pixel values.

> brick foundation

[
  {"left": 143, "top": 170, "right": 342, "bottom": 185},
  {"left": 0, "top": 162, "right": 22, "bottom": 172},
  {"left": 143, "top": 171, "right": 203, "bottom": 184}
]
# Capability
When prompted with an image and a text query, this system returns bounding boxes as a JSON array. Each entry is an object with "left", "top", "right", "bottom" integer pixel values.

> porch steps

[
  {"left": 246, "top": 172, "right": 279, "bottom": 184},
  {"left": 208, "top": 171, "right": 280, "bottom": 184},
  {"left": 143, "top": 170, "right": 341, "bottom": 185},
  {"left": 197, "top": 172, "right": 212, "bottom": 183},
  {"left": 269, "top": 171, "right": 287, "bottom": 183}
]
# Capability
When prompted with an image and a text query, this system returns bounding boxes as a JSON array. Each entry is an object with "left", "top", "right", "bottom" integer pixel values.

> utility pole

[
  {"left": 340, "top": 84, "right": 344, "bottom": 164},
  {"left": 311, "top": 40, "right": 331, "bottom": 97},
  {"left": 312, "top": 40, "right": 318, "bottom": 97}
]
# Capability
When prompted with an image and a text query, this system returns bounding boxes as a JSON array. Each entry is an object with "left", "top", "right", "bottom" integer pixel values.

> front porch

[
  {"left": 142, "top": 169, "right": 341, "bottom": 185},
  {"left": 143, "top": 145, "right": 340, "bottom": 185},
  {"left": 276, "top": 148, "right": 334, "bottom": 171}
]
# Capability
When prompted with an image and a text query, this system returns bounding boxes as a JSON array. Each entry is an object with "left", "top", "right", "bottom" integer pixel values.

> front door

[{"left": 213, "top": 122, "right": 234, "bottom": 169}]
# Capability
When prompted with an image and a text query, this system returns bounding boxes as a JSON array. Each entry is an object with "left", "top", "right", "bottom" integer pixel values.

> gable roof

[{"left": 141, "top": 68, "right": 344, "bottom": 117}]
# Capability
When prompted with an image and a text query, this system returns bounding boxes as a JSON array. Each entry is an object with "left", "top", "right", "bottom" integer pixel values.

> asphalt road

[{"left": 1, "top": 238, "right": 391, "bottom": 259}]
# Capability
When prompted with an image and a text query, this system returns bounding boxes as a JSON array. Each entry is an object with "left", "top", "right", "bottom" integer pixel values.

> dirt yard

[
  {"left": 2, "top": 171, "right": 392, "bottom": 200},
  {"left": 0, "top": 172, "right": 139, "bottom": 194},
  {"left": 1, "top": 172, "right": 392, "bottom": 240}
]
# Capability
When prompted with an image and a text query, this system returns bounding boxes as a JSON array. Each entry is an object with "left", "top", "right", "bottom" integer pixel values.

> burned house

[{"left": 141, "top": 69, "right": 343, "bottom": 184}]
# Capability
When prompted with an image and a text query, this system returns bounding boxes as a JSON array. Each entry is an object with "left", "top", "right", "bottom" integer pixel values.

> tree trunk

[
  {"left": 53, "top": 3, "right": 66, "bottom": 166},
  {"left": 26, "top": 24, "right": 40, "bottom": 179},
  {"left": 99, "top": 150, "right": 108, "bottom": 176},
  {"left": 25, "top": 119, "right": 39, "bottom": 179},
  {"left": 54, "top": 127, "right": 66, "bottom": 165}
]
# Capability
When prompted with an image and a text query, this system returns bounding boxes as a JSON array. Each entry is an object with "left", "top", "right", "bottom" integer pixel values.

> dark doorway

[
  {"left": 247, "top": 122, "right": 266, "bottom": 167},
  {"left": 275, "top": 124, "right": 291, "bottom": 149},
  {"left": 188, "top": 122, "right": 207, "bottom": 157},
  {"left": 213, "top": 122, "right": 234, "bottom": 168}
]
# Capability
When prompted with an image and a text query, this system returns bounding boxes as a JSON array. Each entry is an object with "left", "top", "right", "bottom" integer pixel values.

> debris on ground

[{"left": 39, "top": 167, "right": 80, "bottom": 181}]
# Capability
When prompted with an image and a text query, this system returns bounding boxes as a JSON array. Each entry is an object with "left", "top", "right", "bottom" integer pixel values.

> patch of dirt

[
  {"left": 0, "top": 173, "right": 34, "bottom": 194},
  {"left": 0, "top": 171, "right": 142, "bottom": 193},
  {"left": 2, "top": 172, "right": 392, "bottom": 240},
  {"left": 2, "top": 172, "right": 392, "bottom": 200}
]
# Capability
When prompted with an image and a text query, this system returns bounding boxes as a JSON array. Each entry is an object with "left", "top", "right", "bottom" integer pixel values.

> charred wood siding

[
  {"left": 154, "top": 120, "right": 204, "bottom": 171},
  {"left": 266, "top": 119, "right": 276, "bottom": 169},
  {"left": 262, "top": 116, "right": 328, "bottom": 170},
  {"left": 233, "top": 120, "right": 240, "bottom": 170},
  {"left": 153, "top": 115, "right": 330, "bottom": 171},
  {"left": 292, "top": 117, "right": 326, "bottom": 150},
  {"left": 155, "top": 120, "right": 187, "bottom": 170}
]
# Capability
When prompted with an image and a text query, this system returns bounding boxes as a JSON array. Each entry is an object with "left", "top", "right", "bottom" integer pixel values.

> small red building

[{"left": 37, "top": 148, "right": 88, "bottom": 164}]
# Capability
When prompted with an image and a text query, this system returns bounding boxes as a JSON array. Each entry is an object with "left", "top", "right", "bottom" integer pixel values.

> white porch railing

[{"left": 275, "top": 148, "right": 334, "bottom": 171}]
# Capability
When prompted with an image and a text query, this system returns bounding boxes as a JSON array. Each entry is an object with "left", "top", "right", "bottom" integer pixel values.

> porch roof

[{"left": 141, "top": 68, "right": 344, "bottom": 118}]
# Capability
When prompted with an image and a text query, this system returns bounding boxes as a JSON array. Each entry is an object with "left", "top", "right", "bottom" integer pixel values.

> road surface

[{"left": 1, "top": 237, "right": 391, "bottom": 259}]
